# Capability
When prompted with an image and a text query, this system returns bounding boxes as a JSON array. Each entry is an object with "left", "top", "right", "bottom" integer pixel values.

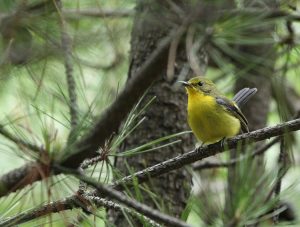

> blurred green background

[{"left": 0, "top": 0, "right": 300, "bottom": 226}]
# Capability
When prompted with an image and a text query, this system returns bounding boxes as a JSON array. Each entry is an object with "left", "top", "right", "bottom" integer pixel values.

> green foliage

[{"left": 0, "top": 0, "right": 300, "bottom": 226}]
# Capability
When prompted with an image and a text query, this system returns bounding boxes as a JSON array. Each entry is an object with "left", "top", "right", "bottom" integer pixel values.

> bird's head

[{"left": 178, "top": 76, "right": 217, "bottom": 96}]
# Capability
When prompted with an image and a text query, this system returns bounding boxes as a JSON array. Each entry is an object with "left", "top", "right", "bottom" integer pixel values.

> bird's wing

[
  {"left": 233, "top": 88, "right": 257, "bottom": 108},
  {"left": 216, "top": 96, "right": 249, "bottom": 132}
]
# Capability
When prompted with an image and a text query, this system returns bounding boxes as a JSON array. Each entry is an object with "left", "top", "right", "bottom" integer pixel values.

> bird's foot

[
  {"left": 219, "top": 137, "right": 226, "bottom": 149},
  {"left": 196, "top": 142, "right": 205, "bottom": 149}
]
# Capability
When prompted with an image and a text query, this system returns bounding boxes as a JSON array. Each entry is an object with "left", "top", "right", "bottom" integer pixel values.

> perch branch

[
  {"left": 193, "top": 136, "right": 280, "bottom": 170},
  {"left": 1, "top": 118, "right": 300, "bottom": 224},
  {"left": 112, "top": 118, "right": 300, "bottom": 191}
]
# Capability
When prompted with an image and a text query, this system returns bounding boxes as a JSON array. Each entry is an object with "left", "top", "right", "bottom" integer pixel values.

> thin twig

[
  {"left": 58, "top": 166, "right": 191, "bottom": 227},
  {"left": 0, "top": 124, "right": 44, "bottom": 153},
  {"left": 76, "top": 53, "right": 124, "bottom": 71},
  {"left": 272, "top": 136, "right": 289, "bottom": 224},
  {"left": 0, "top": 193, "right": 162, "bottom": 227},
  {"left": 166, "top": 30, "right": 182, "bottom": 81},
  {"left": 63, "top": 8, "right": 134, "bottom": 19},
  {"left": 67, "top": 214, "right": 85, "bottom": 227},
  {"left": 57, "top": 1, "right": 79, "bottom": 138},
  {"left": 0, "top": 196, "right": 77, "bottom": 227},
  {"left": 83, "top": 195, "right": 161, "bottom": 227},
  {"left": 225, "top": 8, "right": 300, "bottom": 22},
  {"left": 80, "top": 155, "right": 105, "bottom": 170},
  {"left": 186, "top": 26, "right": 203, "bottom": 76}
]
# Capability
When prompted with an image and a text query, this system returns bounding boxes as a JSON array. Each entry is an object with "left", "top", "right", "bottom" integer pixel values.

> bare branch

[
  {"left": 226, "top": 9, "right": 300, "bottom": 22},
  {"left": 0, "top": 124, "right": 44, "bottom": 153},
  {"left": 0, "top": 117, "right": 300, "bottom": 198},
  {"left": 63, "top": 8, "right": 134, "bottom": 19},
  {"left": 57, "top": 2, "right": 79, "bottom": 137},
  {"left": 193, "top": 136, "right": 280, "bottom": 170},
  {"left": 55, "top": 167, "right": 190, "bottom": 227},
  {"left": 0, "top": 196, "right": 77, "bottom": 227},
  {"left": 273, "top": 136, "right": 290, "bottom": 224},
  {"left": 0, "top": 193, "right": 163, "bottom": 227},
  {"left": 0, "top": 162, "right": 50, "bottom": 197},
  {"left": 1, "top": 164, "right": 190, "bottom": 227},
  {"left": 112, "top": 118, "right": 300, "bottom": 191},
  {"left": 83, "top": 195, "right": 161, "bottom": 227}
]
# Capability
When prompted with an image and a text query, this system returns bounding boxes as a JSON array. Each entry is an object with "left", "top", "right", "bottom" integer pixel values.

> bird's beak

[{"left": 177, "top": 81, "right": 191, "bottom": 87}]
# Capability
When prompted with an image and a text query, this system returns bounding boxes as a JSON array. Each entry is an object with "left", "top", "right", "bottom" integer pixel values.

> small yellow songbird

[{"left": 179, "top": 77, "right": 257, "bottom": 145}]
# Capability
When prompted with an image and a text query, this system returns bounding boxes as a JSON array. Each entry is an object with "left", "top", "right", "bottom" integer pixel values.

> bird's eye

[{"left": 198, "top": 81, "right": 203, "bottom": 86}]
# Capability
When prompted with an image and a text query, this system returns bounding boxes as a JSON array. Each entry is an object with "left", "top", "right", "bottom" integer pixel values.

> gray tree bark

[{"left": 109, "top": 1, "right": 195, "bottom": 225}]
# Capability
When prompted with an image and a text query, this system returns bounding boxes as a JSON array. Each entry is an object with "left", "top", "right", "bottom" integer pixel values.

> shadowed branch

[{"left": 63, "top": 8, "right": 134, "bottom": 19}]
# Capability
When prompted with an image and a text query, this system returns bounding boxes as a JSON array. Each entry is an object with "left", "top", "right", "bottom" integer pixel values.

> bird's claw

[{"left": 219, "top": 137, "right": 226, "bottom": 149}]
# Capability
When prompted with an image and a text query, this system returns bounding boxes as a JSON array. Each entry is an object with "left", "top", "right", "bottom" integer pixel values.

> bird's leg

[
  {"left": 219, "top": 137, "right": 226, "bottom": 149},
  {"left": 195, "top": 142, "right": 205, "bottom": 149}
]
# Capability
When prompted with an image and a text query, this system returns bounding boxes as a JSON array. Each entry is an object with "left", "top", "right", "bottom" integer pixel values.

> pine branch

[
  {"left": 0, "top": 0, "right": 200, "bottom": 201},
  {"left": 0, "top": 117, "right": 300, "bottom": 198},
  {"left": 0, "top": 196, "right": 77, "bottom": 227},
  {"left": 83, "top": 195, "right": 161, "bottom": 227},
  {"left": 1, "top": 119, "right": 300, "bottom": 224},
  {"left": 0, "top": 193, "right": 162, "bottom": 227},
  {"left": 111, "top": 118, "right": 300, "bottom": 191},
  {"left": 0, "top": 3, "right": 299, "bottom": 199},
  {"left": 64, "top": 169, "right": 190, "bottom": 227},
  {"left": 1, "top": 166, "right": 190, "bottom": 227},
  {"left": 0, "top": 22, "right": 183, "bottom": 197},
  {"left": 193, "top": 136, "right": 280, "bottom": 170},
  {"left": 61, "top": 27, "right": 78, "bottom": 131}
]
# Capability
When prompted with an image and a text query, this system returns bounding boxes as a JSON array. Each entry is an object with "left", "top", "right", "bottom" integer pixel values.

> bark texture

[{"left": 109, "top": 1, "right": 194, "bottom": 225}]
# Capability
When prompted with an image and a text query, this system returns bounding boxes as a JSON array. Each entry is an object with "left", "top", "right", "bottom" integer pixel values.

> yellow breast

[{"left": 187, "top": 91, "right": 241, "bottom": 144}]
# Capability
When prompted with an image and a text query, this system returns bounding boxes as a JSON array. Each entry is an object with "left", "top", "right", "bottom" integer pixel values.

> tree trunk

[{"left": 109, "top": 1, "right": 195, "bottom": 225}]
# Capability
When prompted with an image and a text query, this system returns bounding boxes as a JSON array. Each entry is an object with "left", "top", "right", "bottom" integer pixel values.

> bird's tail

[{"left": 233, "top": 88, "right": 257, "bottom": 107}]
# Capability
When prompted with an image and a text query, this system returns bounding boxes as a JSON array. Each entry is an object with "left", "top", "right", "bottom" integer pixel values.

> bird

[{"left": 179, "top": 76, "right": 257, "bottom": 145}]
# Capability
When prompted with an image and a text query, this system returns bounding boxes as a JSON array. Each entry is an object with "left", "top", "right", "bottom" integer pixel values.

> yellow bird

[{"left": 179, "top": 77, "right": 257, "bottom": 145}]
